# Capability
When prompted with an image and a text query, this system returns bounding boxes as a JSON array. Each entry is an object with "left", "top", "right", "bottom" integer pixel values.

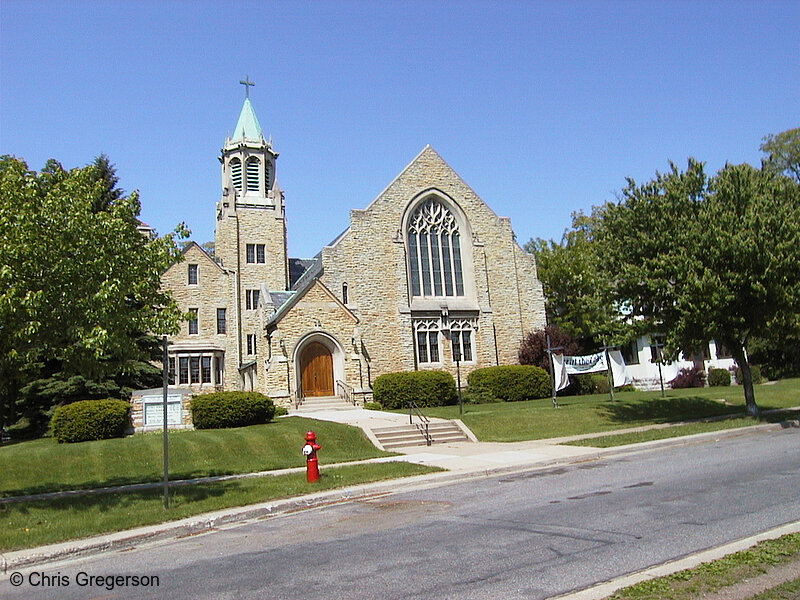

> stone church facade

[{"left": 159, "top": 95, "right": 546, "bottom": 407}]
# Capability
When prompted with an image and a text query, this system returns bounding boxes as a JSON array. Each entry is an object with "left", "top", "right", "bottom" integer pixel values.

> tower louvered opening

[
  {"left": 246, "top": 157, "right": 260, "bottom": 193},
  {"left": 230, "top": 158, "right": 242, "bottom": 191}
]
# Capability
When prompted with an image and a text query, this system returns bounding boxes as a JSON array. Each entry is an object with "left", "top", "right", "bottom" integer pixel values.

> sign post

[
  {"left": 545, "top": 335, "right": 563, "bottom": 408},
  {"left": 600, "top": 344, "right": 617, "bottom": 402},
  {"left": 162, "top": 336, "right": 170, "bottom": 510}
]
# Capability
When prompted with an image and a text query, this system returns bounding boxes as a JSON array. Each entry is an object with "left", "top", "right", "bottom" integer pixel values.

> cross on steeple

[{"left": 239, "top": 76, "right": 255, "bottom": 98}]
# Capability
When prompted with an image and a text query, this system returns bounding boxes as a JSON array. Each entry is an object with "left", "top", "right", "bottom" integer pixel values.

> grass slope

[
  {"left": 0, "top": 417, "right": 392, "bottom": 497},
  {"left": 0, "top": 462, "right": 438, "bottom": 552}
]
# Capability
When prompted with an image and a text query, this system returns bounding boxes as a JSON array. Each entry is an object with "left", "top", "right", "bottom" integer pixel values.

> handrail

[
  {"left": 335, "top": 379, "right": 357, "bottom": 406},
  {"left": 292, "top": 389, "right": 302, "bottom": 410},
  {"left": 407, "top": 400, "right": 432, "bottom": 446}
]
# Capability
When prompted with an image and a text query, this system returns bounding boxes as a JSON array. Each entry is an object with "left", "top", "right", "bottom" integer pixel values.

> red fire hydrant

[{"left": 301, "top": 430, "right": 321, "bottom": 483}]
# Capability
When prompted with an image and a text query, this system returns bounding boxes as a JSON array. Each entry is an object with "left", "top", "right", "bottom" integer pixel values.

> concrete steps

[
  {"left": 293, "top": 396, "right": 355, "bottom": 412},
  {"left": 372, "top": 421, "right": 470, "bottom": 450}
]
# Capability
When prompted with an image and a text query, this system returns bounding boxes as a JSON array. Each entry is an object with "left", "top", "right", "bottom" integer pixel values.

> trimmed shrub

[
  {"left": 51, "top": 399, "right": 130, "bottom": 443},
  {"left": 372, "top": 371, "right": 458, "bottom": 410},
  {"left": 363, "top": 401, "right": 383, "bottom": 411},
  {"left": 274, "top": 406, "right": 288, "bottom": 417},
  {"left": 569, "top": 374, "right": 599, "bottom": 396},
  {"left": 467, "top": 365, "right": 550, "bottom": 402},
  {"left": 190, "top": 392, "right": 275, "bottom": 429},
  {"left": 670, "top": 366, "right": 706, "bottom": 389},
  {"left": 591, "top": 374, "right": 610, "bottom": 395},
  {"left": 708, "top": 367, "right": 732, "bottom": 387},
  {"left": 735, "top": 365, "right": 764, "bottom": 385}
]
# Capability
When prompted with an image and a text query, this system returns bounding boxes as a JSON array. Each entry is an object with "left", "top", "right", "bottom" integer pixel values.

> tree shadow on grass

[{"left": 599, "top": 396, "right": 742, "bottom": 424}]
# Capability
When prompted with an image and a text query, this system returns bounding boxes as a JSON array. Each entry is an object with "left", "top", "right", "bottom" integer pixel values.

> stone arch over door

[{"left": 294, "top": 333, "right": 345, "bottom": 398}]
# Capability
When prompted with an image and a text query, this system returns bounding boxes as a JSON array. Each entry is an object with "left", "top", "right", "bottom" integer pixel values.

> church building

[{"left": 159, "top": 91, "right": 546, "bottom": 408}]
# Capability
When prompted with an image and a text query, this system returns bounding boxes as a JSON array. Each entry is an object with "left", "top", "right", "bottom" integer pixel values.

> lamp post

[{"left": 454, "top": 345, "right": 463, "bottom": 416}]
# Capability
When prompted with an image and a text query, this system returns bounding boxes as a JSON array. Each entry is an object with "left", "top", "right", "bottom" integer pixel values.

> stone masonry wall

[{"left": 319, "top": 146, "right": 546, "bottom": 384}]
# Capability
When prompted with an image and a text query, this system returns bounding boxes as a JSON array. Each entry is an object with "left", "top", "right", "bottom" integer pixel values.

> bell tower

[{"left": 215, "top": 77, "right": 289, "bottom": 292}]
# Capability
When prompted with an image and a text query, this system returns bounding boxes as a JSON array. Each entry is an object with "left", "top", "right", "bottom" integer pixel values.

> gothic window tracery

[
  {"left": 413, "top": 319, "right": 440, "bottom": 364},
  {"left": 407, "top": 200, "right": 465, "bottom": 298}
]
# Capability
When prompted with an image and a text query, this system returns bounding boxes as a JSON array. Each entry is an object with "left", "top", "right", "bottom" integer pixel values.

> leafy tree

[
  {"left": 760, "top": 127, "right": 800, "bottom": 183},
  {"left": 597, "top": 159, "right": 800, "bottom": 415},
  {"left": 518, "top": 325, "right": 581, "bottom": 374},
  {"left": 526, "top": 209, "right": 630, "bottom": 347},
  {"left": 0, "top": 156, "right": 187, "bottom": 432}
]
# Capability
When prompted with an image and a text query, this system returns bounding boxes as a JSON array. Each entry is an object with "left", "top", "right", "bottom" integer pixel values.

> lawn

[
  {"left": 0, "top": 462, "right": 438, "bottom": 552},
  {"left": 415, "top": 378, "right": 800, "bottom": 442},
  {"left": 0, "top": 416, "right": 393, "bottom": 498},
  {"left": 607, "top": 532, "right": 800, "bottom": 600}
]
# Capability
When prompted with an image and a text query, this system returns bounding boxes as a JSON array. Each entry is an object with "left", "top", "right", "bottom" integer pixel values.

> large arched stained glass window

[{"left": 407, "top": 200, "right": 464, "bottom": 297}]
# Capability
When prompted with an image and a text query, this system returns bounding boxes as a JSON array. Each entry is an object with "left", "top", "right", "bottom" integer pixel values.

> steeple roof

[{"left": 231, "top": 97, "right": 264, "bottom": 142}]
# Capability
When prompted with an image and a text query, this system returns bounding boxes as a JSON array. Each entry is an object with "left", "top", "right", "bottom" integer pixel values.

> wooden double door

[{"left": 300, "top": 342, "right": 334, "bottom": 397}]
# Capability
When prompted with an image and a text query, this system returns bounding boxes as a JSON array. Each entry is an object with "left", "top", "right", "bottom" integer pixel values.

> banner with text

[{"left": 553, "top": 350, "right": 628, "bottom": 391}]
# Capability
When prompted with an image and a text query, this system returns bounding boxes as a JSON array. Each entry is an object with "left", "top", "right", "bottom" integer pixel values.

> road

[{"left": 2, "top": 428, "right": 799, "bottom": 600}]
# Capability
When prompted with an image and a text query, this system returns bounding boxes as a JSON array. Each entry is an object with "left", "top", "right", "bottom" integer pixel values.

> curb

[
  {"left": 548, "top": 520, "right": 800, "bottom": 600},
  {"left": 2, "top": 420, "right": 797, "bottom": 572}
]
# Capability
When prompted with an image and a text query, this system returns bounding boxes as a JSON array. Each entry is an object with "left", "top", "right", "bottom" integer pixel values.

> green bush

[
  {"left": 50, "top": 399, "right": 130, "bottom": 443},
  {"left": 467, "top": 365, "right": 550, "bottom": 402},
  {"left": 591, "top": 373, "right": 610, "bottom": 395},
  {"left": 735, "top": 365, "right": 764, "bottom": 385},
  {"left": 461, "top": 386, "right": 500, "bottom": 404},
  {"left": 708, "top": 367, "right": 732, "bottom": 387},
  {"left": 273, "top": 405, "right": 288, "bottom": 417},
  {"left": 190, "top": 392, "right": 275, "bottom": 429},
  {"left": 568, "top": 374, "right": 598, "bottom": 396},
  {"left": 363, "top": 401, "right": 383, "bottom": 411},
  {"left": 372, "top": 371, "right": 458, "bottom": 410}
]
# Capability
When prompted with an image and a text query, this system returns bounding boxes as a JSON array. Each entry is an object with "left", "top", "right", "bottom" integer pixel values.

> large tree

[
  {"left": 526, "top": 209, "right": 629, "bottom": 347},
  {"left": 596, "top": 159, "right": 800, "bottom": 415},
  {"left": 0, "top": 156, "right": 186, "bottom": 432},
  {"left": 760, "top": 127, "right": 800, "bottom": 183}
]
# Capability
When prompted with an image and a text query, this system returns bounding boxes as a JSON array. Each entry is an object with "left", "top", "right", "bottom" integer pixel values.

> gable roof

[
  {"left": 265, "top": 276, "right": 357, "bottom": 328},
  {"left": 163, "top": 241, "right": 226, "bottom": 275}
]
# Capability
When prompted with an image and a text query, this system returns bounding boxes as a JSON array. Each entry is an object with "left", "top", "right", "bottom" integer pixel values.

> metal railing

[
  {"left": 292, "top": 389, "right": 303, "bottom": 410},
  {"left": 407, "top": 400, "right": 432, "bottom": 446},
  {"left": 335, "top": 379, "right": 357, "bottom": 406}
]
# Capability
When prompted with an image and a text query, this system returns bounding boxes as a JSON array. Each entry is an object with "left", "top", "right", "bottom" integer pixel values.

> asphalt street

[{"left": 2, "top": 428, "right": 798, "bottom": 600}]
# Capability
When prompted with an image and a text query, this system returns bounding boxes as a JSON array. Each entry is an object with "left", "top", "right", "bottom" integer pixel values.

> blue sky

[{"left": 2, "top": 1, "right": 798, "bottom": 258}]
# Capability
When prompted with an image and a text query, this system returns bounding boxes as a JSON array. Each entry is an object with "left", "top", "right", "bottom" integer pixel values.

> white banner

[{"left": 553, "top": 350, "right": 628, "bottom": 391}]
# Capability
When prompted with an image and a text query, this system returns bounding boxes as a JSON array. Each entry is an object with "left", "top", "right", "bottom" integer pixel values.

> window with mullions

[
  {"left": 188, "top": 308, "right": 198, "bottom": 335},
  {"left": 414, "top": 320, "right": 440, "bottom": 364},
  {"left": 246, "top": 244, "right": 266, "bottom": 264},
  {"left": 216, "top": 308, "right": 227, "bottom": 334},
  {"left": 188, "top": 264, "right": 198, "bottom": 285},
  {"left": 407, "top": 200, "right": 464, "bottom": 297},
  {"left": 246, "top": 289, "right": 260, "bottom": 310},
  {"left": 450, "top": 327, "right": 473, "bottom": 362}
]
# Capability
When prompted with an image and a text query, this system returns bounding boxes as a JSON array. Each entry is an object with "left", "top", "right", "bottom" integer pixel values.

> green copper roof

[{"left": 232, "top": 97, "right": 263, "bottom": 141}]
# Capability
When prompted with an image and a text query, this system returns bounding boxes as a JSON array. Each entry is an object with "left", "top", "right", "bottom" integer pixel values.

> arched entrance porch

[{"left": 294, "top": 333, "right": 345, "bottom": 398}]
